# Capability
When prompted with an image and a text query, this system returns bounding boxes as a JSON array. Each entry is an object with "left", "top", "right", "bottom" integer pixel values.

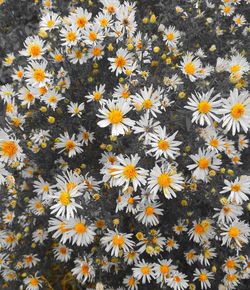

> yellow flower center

[
  {"left": 48, "top": 95, "right": 57, "bottom": 103},
  {"left": 230, "top": 64, "right": 240, "bottom": 73},
  {"left": 145, "top": 206, "right": 154, "bottom": 216},
  {"left": 75, "top": 50, "right": 83, "bottom": 59},
  {"left": 29, "top": 278, "right": 39, "bottom": 286},
  {"left": 108, "top": 109, "right": 123, "bottom": 124},
  {"left": 229, "top": 226, "right": 240, "bottom": 238},
  {"left": 226, "top": 259, "right": 235, "bottom": 269},
  {"left": 140, "top": 266, "right": 150, "bottom": 275},
  {"left": 209, "top": 139, "right": 219, "bottom": 147},
  {"left": 199, "top": 273, "right": 208, "bottom": 282},
  {"left": 115, "top": 55, "right": 127, "bottom": 68},
  {"left": 28, "top": 44, "right": 41, "bottom": 57},
  {"left": 89, "top": 31, "right": 97, "bottom": 41},
  {"left": 25, "top": 92, "right": 34, "bottom": 102},
  {"left": 128, "top": 277, "right": 135, "bottom": 286},
  {"left": 158, "top": 139, "right": 169, "bottom": 151},
  {"left": 81, "top": 264, "right": 89, "bottom": 275},
  {"left": 76, "top": 16, "right": 87, "bottom": 28},
  {"left": 184, "top": 62, "right": 196, "bottom": 75},
  {"left": 33, "top": 69, "right": 45, "bottom": 82},
  {"left": 1, "top": 140, "right": 18, "bottom": 158},
  {"left": 198, "top": 100, "right": 211, "bottom": 113},
  {"left": 226, "top": 274, "right": 237, "bottom": 282},
  {"left": 160, "top": 265, "right": 169, "bottom": 275},
  {"left": 167, "top": 32, "right": 174, "bottom": 41},
  {"left": 59, "top": 191, "right": 71, "bottom": 206},
  {"left": 74, "top": 222, "right": 87, "bottom": 234},
  {"left": 112, "top": 234, "right": 125, "bottom": 247},
  {"left": 198, "top": 157, "right": 209, "bottom": 169},
  {"left": 231, "top": 183, "right": 241, "bottom": 192},
  {"left": 194, "top": 224, "right": 205, "bottom": 235},
  {"left": 93, "top": 91, "right": 102, "bottom": 101},
  {"left": 123, "top": 164, "right": 137, "bottom": 179},
  {"left": 157, "top": 173, "right": 172, "bottom": 188},
  {"left": 231, "top": 103, "right": 245, "bottom": 119},
  {"left": 143, "top": 99, "right": 152, "bottom": 109},
  {"left": 47, "top": 19, "right": 55, "bottom": 28},
  {"left": 100, "top": 18, "right": 108, "bottom": 27},
  {"left": 224, "top": 6, "right": 231, "bottom": 14},
  {"left": 173, "top": 276, "right": 181, "bottom": 283},
  {"left": 92, "top": 47, "right": 101, "bottom": 57},
  {"left": 66, "top": 31, "right": 77, "bottom": 42},
  {"left": 54, "top": 54, "right": 63, "bottom": 62},
  {"left": 65, "top": 140, "right": 76, "bottom": 151}
]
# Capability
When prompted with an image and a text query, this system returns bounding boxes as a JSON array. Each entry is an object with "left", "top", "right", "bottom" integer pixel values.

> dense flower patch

[{"left": 0, "top": 0, "right": 250, "bottom": 289}]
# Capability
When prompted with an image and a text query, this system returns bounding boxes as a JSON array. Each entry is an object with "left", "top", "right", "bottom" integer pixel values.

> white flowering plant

[{"left": 0, "top": 0, "right": 250, "bottom": 289}]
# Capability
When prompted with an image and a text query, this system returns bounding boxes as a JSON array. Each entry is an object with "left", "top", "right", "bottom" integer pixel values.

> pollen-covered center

[
  {"left": 231, "top": 103, "right": 245, "bottom": 119},
  {"left": 74, "top": 222, "right": 87, "bottom": 234},
  {"left": 59, "top": 191, "right": 71, "bottom": 206},
  {"left": 198, "top": 157, "right": 209, "bottom": 169},
  {"left": 108, "top": 109, "right": 123, "bottom": 124},
  {"left": 115, "top": 55, "right": 127, "bottom": 68},
  {"left": 228, "top": 226, "right": 240, "bottom": 238},
  {"left": 158, "top": 139, "right": 169, "bottom": 151},
  {"left": 112, "top": 234, "right": 125, "bottom": 247},
  {"left": 157, "top": 173, "right": 172, "bottom": 188},
  {"left": 198, "top": 100, "right": 211, "bottom": 114},
  {"left": 184, "top": 62, "right": 196, "bottom": 75},
  {"left": 123, "top": 164, "right": 137, "bottom": 179},
  {"left": 1, "top": 140, "right": 18, "bottom": 158}
]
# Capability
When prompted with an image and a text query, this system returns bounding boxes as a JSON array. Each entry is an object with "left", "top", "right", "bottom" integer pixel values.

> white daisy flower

[
  {"left": 136, "top": 201, "right": 163, "bottom": 226},
  {"left": 23, "top": 273, "right": 42, "bottom": 290},
  {"left": 188, "top": 219, "right": 215, "bottom": 244},
  {"left": 185, "top": 89, "right": 221, "bottom": 126},
  {"left": 166, "top": 271, "right": 189, "bottom": 290},
  {"left": 180, "top": 52, "right": 202, "bottom": 82},
  {"left": 101, "top": 229, "right": 134, "bottom": 257},
  {"left": 132, "top": 85, "right": 162, "bottom": 117},
  {"left": 60, "top": 25, "right": 80, "bottom": 46},
  {"left": 107, "top": 154, "right": 148, "bottom": 191},
  {"left": 55, "top": 132, "right": 83, "bottom": 157},
  {"left": 108, "top": 48, "right": 133, "bottom": 76},
  {"left": 132, "top": 260, "right": 155, "bottom": 284},
  {"left": 153, "top": 259, "right": 177, "bottom": 285},
  {"left": 163, "top": 26, "right": 181, "bottom": 47},
  {"left": 227, "top": 53, "right": 249, "bottom": 76},
  {"left": 187, "top": 148, "right": 221, "bottom": 182},
  {"left": 193, "top": 268, "right": 214, "bottom": 289},
  {"left": 148, "top": 163, "right": 184, "bottom": 199},
  {"left": 67, "top": 102, "right": 85, "bottom": 117},
  {"left": 71, "top": 257, "right": 95, "bottom": 283},
  {"left": 65, "top": 217, "right": 96, "bottom": 246},
  {"left": 20, "top": 36, "right": 47, "bottom": 59},
  {"left": 221, "top": 220, "right": 250, "bottom": 248},
  {"left": 220, "top": 89, "right": 250, "bottom": 135},
  {"left": 53, "top": 243, "right": 72, "bottom": 262},
  {"left": 25, "top": 60, "right": 50, "bottom": 87},
  {"left": 213, "top": 203, "right": 243, "bottom": 224},
  {"left": 97, "top": 99, "right": 135, "bottom": 136},
  {"left": 220, "top": 176, "right": 250, "bottom": 204},
  {"left": 40, "top": 11, "right": 61, "bottom": 31},
  {"left": 70, "top": 7, "right": 92, "bottom": 29},
  {"left": 147, "top": 127, "right": 181, "bottom": 160}
]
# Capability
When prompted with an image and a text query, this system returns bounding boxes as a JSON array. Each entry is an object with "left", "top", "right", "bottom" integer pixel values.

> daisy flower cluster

[{"left": 0, "top": 0, "right": 250, "bottom": 289}]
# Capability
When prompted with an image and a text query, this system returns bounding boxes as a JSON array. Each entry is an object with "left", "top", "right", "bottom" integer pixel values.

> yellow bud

[
  {"left": 185, "top": 146, "right": 191, "bottom": 152},
  {"left": 136, "top": 232, "right": 144, "bottom": 240},
  {"left": 161, "top": 54, "right": 167, "bottom": 60},
  {"left": 189, "top": 283, "right": 196, "bottom": 290},
  {"left": 211, "top": 265, "right": 217, "bottom": 272},
  {"left": 125, "top": 69, "right": 132, "bottom": 76},
  {"left": 95, "top": 258, "right": 101, "bottom": 264},
  {"left": 24, "top": 227, "right": 29, "bottom": 233},
  {"left": 41, "top": 142, "right": 47, "bottom": 149},
  {"left": 40, "top": 106, "right": 47, "bottom": 113},
  {"left": 209, "top": 170, "right": 216, "bottom": 177},
  {"left": 93, "top": 193, "right": 101, "bottom": 201},
  {"left": 181, "top": 199, "right": 188, "bottom": 206},
  {"left": 166, "top": 57, "right": 172, "bottom": 64},
  {"left": 220, "top": 197, "right": 228, "bottom": 205},
  {"left": 107, "top": 43, "right": 114, "bottom": 51},
  {"left": 88, "top": 77, "right": 93, "bottom": 83},
  {"left": 247, "top": 203, "right": 250, "bottom": 211},
  {"left": 106, "top": 144, "right": 113, "bottom": 152},
  {"left": 110, "top": 135, "right": 117, "bottom": 141},
  {"left": 211, "top": 187, "right": 216, "bottom": 193},
  {"left": 150, "top": 229, "right": 157, "bottom": 236},
  {"left": 21, "top": 272, "right": 27, "bottom": 278},
  {"left": 150, "top": 14, "right": 156, "bottom": 23},
  {"left": 38, "top": 29, "right": 48, "bottom": 38},
  {"left": 80, "top": 163, "right": 86, "bottom": 169},
  {"left": 142, "top": 17, "right": 148, "bottom": 24},
  {"left": 48, "top": 116, "right": 55, "bottom": 124},
  {"left": 127, "top": 43, "right": 134, "bottom": 51},
  {"left": 146, "top": 245, "right": 154, "bottom": 254},
  {"left": 16, "top": 233, "right": 22, "bottom": 240},
  {"left": 227, "top": 169, "right": 234, "bottom": 176},
  {"left": 155, "top": 246, "right": 161, "bottom": 253},
  {"left": 178, "top": 91, "right": 186, "bottom": 99},
  {"left": 113, "top": 218, "right": 120, "bottom": 225},
  {"left": 100, "top": 143, "right": 106, "bottom": 150},
  {"left": 10, "top": 200, "right": 16, "bottom": 208},
  {"left": 220, "top": 168, "right": 226, "bottom": 174},
  {"left": 31, "top": 243, "right": 36, "bottom": 248},
  {"left": 151, "top": 60, "right": 159, "bottom": 67},
  {"left": 27, "top": 141, "right": 32, "bottom": 148},
  {"left": 153, "top": 46, "right": 160, "bottom": 53},
  {"left": 119, "top": 77, "right": 124, "bottom": 83}
]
